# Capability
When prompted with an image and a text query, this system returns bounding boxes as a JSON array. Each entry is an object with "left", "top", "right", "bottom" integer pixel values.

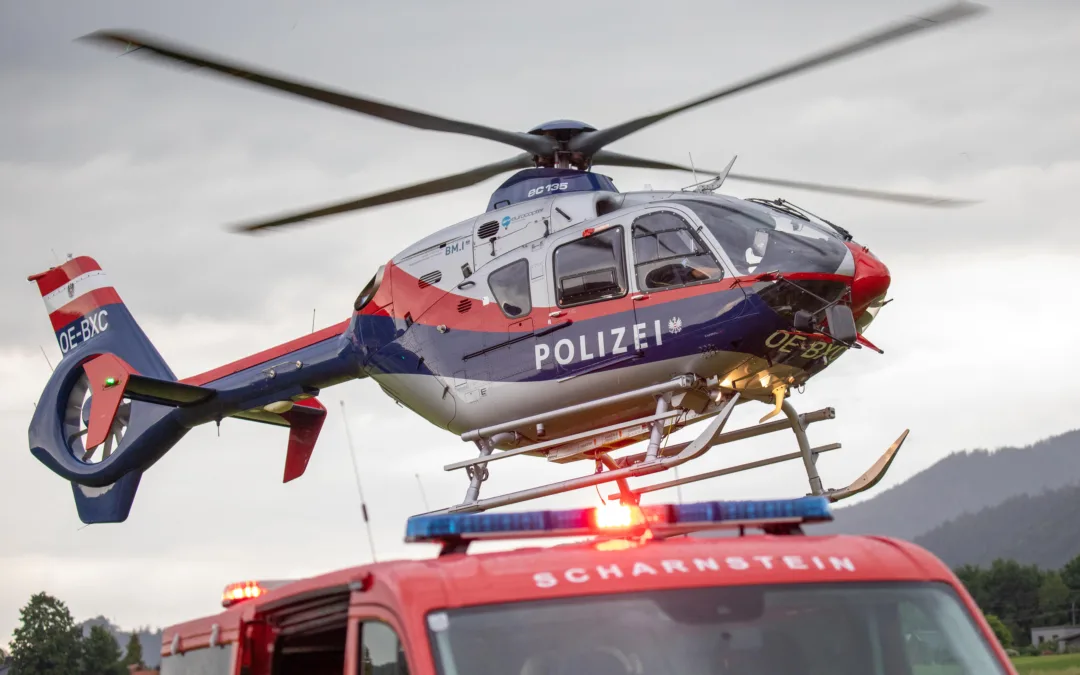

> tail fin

[
  {"left": 28, "top": 256, "right": 333, "bottom": 524},
  {"left": 30, "top": 256, "right": 174, "bottom": 378},
  {"left": 28, "top": 256, "right": 176, "bottom": 524}
]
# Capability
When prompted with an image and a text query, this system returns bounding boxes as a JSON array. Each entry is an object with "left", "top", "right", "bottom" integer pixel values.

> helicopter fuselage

[
  {"left": 23, "top": 175, "right": 891, "bottom": 514},
  {"left": 350, "top": 184, "right": 890, "bottom": 449}
]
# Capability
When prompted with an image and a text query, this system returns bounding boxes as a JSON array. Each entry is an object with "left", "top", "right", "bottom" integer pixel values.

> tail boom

[{"left": 27, "top": 255, "right": 363, "bottom": 523}]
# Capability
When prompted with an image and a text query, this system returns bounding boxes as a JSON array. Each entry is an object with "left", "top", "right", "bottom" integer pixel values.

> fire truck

[{"left": 157, "top": 496, "right": 1015, "bottom": 675}]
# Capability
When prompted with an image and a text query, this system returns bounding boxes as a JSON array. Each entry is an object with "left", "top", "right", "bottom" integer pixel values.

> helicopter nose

[{"left": 846, "top": 242, "right": 890, "bottom": 317}]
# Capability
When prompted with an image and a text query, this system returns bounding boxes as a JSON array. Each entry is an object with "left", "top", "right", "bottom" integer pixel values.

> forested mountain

[
  {"left": 914, "top": 482, "right": 1080, "bottom": 570},
  {"left": 815, "top": 428, "right": 1080, "bottom": 540}
]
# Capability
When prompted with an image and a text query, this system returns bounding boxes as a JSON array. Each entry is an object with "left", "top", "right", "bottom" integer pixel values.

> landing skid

[{"left": 431, "top": 374, "right": 908, "bottom": 516}]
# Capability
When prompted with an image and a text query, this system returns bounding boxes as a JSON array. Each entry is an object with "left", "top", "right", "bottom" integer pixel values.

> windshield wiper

[{"left": 748, "top": 197, "right": 853, "bottom": 242}]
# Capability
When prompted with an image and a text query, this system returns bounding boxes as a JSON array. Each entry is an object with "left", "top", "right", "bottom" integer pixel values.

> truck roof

[{"left": 159, "top": 530, "right": 954, "bottom": 658}]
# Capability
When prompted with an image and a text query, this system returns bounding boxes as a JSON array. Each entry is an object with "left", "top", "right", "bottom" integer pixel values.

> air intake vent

[
  {"left": 457, "top": 298, "right": 473, "bottom": 314},
  {"left": 418, "top": 271, "right": 442, "bottom": 289},
  {"left": 477, "top": 221, "right": 499, "bottom": 239}
]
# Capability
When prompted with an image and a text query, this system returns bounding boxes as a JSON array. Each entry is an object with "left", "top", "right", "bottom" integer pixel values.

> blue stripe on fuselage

[{"left": 358, "top": 287, "right": 844, "bottom": 384}]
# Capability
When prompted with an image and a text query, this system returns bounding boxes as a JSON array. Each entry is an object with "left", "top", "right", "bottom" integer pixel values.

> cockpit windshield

[
  {"left": 678, "top": 197, "right": 849, "bottom": 277},
  {"left": 427, "top": 582, "right": 1005, "bottom": 675}
]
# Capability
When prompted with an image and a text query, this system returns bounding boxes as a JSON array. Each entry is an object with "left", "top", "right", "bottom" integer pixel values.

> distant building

[
  {"left": 1031, "top": 625, "right": 1080, "bottom": 653},
  {"left": 128, "top": 664, "right": 159, "bottom": 675}
]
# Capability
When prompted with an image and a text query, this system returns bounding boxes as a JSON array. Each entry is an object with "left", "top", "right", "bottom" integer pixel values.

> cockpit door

[
  {"left": 625, "top": 205, "right": 751, "bottom": 365},
  {"left": 541, "top": 220, "right": 639, "bottom": 381}
]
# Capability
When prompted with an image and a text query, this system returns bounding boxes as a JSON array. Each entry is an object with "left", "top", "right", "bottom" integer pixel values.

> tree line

[
  {"left": 7, "top": 593, "right": 148, "bottom": 675},
  {"left": 954, "top": 553, "right": 1080, "bottom": 650}
]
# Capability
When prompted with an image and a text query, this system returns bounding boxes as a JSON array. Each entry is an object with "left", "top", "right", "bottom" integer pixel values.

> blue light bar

[{"left": 405, "top": 496, "right": 832, "bottom": 544}]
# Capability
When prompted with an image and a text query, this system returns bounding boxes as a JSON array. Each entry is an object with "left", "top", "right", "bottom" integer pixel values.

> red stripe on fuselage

[
  {"left": 30, "top": 256, "right": 103, "bottom": 296},
  {"left": 365, "top": 261, "right": 853, "bottom": 332},
  {"left": 181, "top": 320, "right": 351, "bottom": 387},
  {"left": 49, "top": 288, "right": 122, "bottom": 332}
]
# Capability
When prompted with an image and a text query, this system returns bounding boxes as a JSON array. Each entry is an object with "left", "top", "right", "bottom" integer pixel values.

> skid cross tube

[{"left": 785, "top": 399, "right": 824, "bottom": 495}]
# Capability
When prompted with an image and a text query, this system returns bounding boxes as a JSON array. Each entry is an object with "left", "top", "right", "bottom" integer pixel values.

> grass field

[
  {"left": 1011, "top": 653, "right": 1080, "bottom": 674},
  {"left": 915, "top": 653, "right": 1080, "bottom": 675}
]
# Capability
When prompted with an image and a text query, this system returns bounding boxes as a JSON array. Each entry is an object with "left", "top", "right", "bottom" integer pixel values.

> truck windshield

[{"left": 426, "top": 582, "right": 1005, "bottom": 675}]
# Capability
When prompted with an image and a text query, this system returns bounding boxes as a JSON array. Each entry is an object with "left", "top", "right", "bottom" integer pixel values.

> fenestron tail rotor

[
  {"left": 80, "top": 0, "right": 987, "bottom": 232},
  {"left": 63, "top": 369, "right": 131, "bottom": 465}
]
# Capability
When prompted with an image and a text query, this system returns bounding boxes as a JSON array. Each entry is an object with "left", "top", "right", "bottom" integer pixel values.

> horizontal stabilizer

[
  {"left": 81, "top": 353, "right": 215, "bottom": 408},
  {"left": 80, "top": 353, "right": 216, "bottom": 452},
  {"left": 126, "top": 374, "right": 216, "bottom": 406}
]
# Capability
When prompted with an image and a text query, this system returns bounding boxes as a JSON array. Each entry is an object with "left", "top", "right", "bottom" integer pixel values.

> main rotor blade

[
  {"left": 79, "top": 30, "right": 553, "bottom": 157},
  {"left": 231, "top": 154, "right": 533, "bottom": 233},
  {"left": 571, "top": 1, "right": 986, "bottom": 155},
  {"left": 591, "top": 150, "right": 977, "bottom": 207}
]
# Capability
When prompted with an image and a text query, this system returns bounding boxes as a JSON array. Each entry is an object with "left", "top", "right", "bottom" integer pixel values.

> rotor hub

[{"left": 527, "top": 120, "right": 597, "bottom": 169}]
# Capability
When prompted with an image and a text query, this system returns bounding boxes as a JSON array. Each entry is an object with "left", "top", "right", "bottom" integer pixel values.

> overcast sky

[{"left": 2, "top": 0, "right": 1079, "bottom": 647}]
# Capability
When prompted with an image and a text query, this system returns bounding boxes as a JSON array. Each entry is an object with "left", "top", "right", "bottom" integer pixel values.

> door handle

[{"left": 633, "top": 294, "right": 649, "bottom": 301}]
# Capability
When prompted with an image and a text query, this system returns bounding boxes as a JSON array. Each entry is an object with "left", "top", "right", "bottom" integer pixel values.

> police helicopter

[{"left": 28, "top": 2, "right": 985, "bottom": 524}]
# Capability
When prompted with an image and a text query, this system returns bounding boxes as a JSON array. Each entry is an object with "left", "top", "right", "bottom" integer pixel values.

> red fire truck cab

[{"left": 157, "top": 497, "right": 1016, "bottom": 675}]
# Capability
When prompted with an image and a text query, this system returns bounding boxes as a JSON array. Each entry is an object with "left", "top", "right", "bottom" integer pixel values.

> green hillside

[
  {"left": 817, "top": 429, "right": 1080, "bottom": 541},
  {"left": 915, "top": 482, "right": 1080, "bottom": 570}
]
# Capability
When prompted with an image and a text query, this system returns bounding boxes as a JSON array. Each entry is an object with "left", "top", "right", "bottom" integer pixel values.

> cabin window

[
  {"left": 360, "top": 621, "right": 410, "bottom": 675},
  {"left": 487, "top": 259, "right": 532, "bottom": 318},
  {"left": 160, "top": 645, "right": 233, "bottom": 675},
  {"left": 553, "top": 226, "right": 627, "bottom": 307},
  {"left": 631, "top": 210, "right": 723, "bottom": 292}
]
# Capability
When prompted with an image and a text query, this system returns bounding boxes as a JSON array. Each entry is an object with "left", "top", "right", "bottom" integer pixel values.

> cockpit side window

[
  {"left": 631, "top": 210, "right": 723, "bottom": 292},
  {"left": 553, "top": 227, "right": 628, "bottom": 307},
  {"left": 681, "top": 198, "right": 848, "bottom": 276},
  {"left": 487, "top": 258, "right": 532, "bottom": 319},
  {"left": 680, "top": 200, "right": 774, "bottom": 276}
]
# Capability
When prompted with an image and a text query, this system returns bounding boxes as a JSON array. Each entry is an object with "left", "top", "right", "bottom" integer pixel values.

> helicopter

[{"left": 28, "top": 2, "right": 985, "bottom": 524}]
